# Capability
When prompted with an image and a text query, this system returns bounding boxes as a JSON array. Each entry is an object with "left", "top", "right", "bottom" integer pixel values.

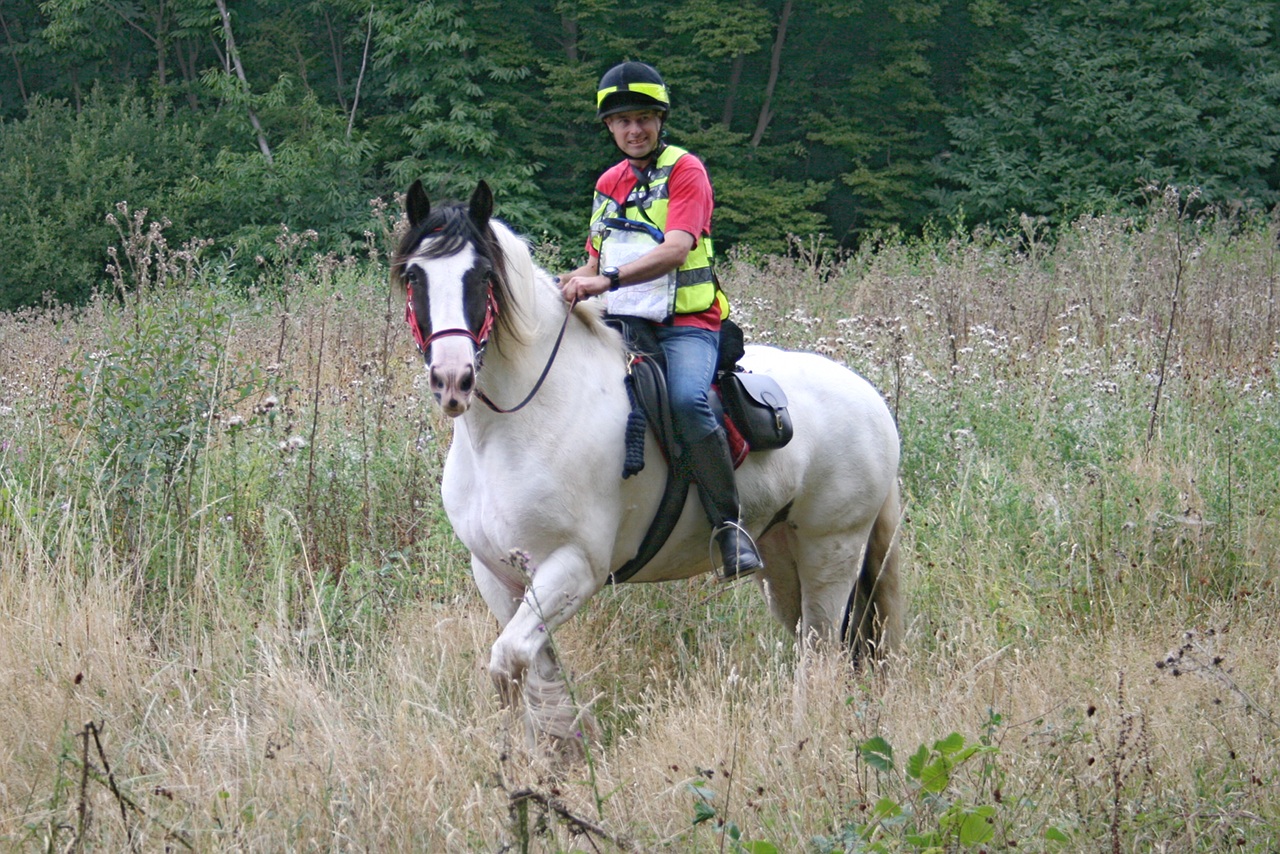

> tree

[
  {"left": 0, "top": 89, "right": 210, "bottom": 309},
  {"left": 933, "top": 0, "right": 1280, "bottom": 224},
  {"left": 40, "top": 0, "right": 212, "bottom": 107},
  {"left": 368, "top": 0, "right": 548, "bottom": 233},
  {"left": 807, "top": 1, "right": 950, "bottom": 239}
]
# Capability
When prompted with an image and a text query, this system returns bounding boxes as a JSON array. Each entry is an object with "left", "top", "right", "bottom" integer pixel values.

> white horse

[{"left": 393, "top": 181, "right": 902, "bottom": 751}]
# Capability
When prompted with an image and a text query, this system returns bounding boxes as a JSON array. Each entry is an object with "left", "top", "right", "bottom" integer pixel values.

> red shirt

[{"left": 586, "top": 151, "right": 720, "bottom": 329}]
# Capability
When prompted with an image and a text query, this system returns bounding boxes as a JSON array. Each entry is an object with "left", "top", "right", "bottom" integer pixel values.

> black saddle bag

[{"left": 718, "top": 369, "right": 793, "bottom": 450}]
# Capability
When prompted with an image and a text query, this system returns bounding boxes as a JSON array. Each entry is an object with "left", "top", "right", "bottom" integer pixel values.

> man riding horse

[{"left": 557, "top": 61, "right": 763, "bottom": 580}]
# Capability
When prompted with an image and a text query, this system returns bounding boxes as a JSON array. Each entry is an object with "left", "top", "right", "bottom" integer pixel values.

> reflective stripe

[
  {"left": 596, "top": 82, "right": 670, "bottom": 108},
  {"left": 589, "top": 145, "right": 726, "bottom": 317},
  {"left": 676, "top": 267, "right": 714, "bottom": 287}
]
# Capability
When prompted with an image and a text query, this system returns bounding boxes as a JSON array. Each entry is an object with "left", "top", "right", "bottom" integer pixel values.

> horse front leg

[
  {"left": 478, "top": 546, "right": 603, "bottom": 752},
  {"left": 471, "top": 555, "right": 525, "bottom": 707}
]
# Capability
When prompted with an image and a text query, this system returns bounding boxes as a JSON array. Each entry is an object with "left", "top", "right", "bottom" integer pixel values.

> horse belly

[{"left": 736, "top": 346, "right": 900, "bottom": 527}]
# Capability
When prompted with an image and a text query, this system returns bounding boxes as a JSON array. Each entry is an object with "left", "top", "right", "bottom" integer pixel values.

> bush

[{"left": 0, "top": 88, "right": 211, "bottom": 310}]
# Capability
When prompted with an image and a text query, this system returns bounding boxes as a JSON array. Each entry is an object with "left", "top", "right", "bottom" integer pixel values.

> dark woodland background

[{"left": 2, "top": 0, "right": 1278, "bottom": 309}]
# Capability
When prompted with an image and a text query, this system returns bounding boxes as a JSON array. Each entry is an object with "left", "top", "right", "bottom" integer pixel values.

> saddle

[{"left": 606, "top": 317, "right": 793, "bottom": 583}]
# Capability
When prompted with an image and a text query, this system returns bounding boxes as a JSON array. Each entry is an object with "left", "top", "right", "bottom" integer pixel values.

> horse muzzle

[
  {"left": 429, "top": 359, "right": 476, "bottom": 417},
  {"left": 421, "top": 326, "right": 486, "bottom": 417}
]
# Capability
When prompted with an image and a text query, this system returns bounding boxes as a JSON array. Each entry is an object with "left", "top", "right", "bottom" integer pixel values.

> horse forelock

[{"left": 392, "top": 201, "right": 521, "bottom": 351}]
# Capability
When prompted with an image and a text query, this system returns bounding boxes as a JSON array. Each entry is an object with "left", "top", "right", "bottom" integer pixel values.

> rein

[
  {"left": 475, "top": 296, "right": 577, "bottom": 414},
  {"left": 405, "top": 271, "right": 577, "bottom": 415}
]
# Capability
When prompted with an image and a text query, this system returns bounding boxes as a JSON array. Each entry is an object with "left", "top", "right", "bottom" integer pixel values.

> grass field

[{"left": 1, "top": 194, "right": 1278, "bottom": 851}]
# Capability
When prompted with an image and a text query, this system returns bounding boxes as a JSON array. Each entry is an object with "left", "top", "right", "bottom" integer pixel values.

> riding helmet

[{"left": 596, "top": 62, "right": 670, "bottom": 120}]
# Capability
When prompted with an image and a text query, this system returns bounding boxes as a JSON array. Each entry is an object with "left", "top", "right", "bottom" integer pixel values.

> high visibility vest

[{"left": 589, "top": 145, "right": 728, "bottom": 318}]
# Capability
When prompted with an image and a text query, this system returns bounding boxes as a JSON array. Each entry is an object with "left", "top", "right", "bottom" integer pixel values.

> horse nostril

[
  {"left": 429, "top": 367, "right": 445, "bottom": 390},
  {"left": 459, "top": 367, "right": 475, "bottom": 393}
]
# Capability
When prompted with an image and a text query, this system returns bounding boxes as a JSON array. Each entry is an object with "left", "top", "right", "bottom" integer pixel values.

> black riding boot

[{"left": 687, "top": 428, "right": 764, "bottom": 580}]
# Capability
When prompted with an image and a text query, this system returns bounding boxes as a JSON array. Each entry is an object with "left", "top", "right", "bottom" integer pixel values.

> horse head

[{"left": 393, "top": 180, "right": 514, "bottom": 417}]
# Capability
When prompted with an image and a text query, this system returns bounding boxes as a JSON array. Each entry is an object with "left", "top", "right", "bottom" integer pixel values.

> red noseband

[{"left": 405, "top": 277, "right": 499, "bottom": 358}]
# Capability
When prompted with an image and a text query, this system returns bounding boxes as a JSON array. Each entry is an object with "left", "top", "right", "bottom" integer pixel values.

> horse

[{"left": 392, "top": 180, "right": 903, "bottom": 752}]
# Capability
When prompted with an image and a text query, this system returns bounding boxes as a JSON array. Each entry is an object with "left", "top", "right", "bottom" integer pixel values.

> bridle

[
  {"left": 404, "top": 262, "right": 576, "bottom": 415},
  {"left": 405, "top": 272, "right": 500, "bottom": 358}
]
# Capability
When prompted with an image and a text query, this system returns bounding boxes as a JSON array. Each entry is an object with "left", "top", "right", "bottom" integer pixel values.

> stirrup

[{"left": 709, "top": 521, "right": 763, "bottom": 582}]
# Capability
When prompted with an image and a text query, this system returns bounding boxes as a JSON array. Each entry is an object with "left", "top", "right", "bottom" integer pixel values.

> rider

[{"left": 558, "top": 61, "right": 763, "bottom": 580}]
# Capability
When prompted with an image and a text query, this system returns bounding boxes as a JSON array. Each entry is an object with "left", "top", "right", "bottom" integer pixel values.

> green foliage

[
  {"left": 934, "top": 0, "right": 1280, "bottom": 225},
  {"left": 1, "top": 0, "right": 1279, "bottom": 310},
  {"left": 0, "top": 88, "right": 210, "bottom": 309},
  {"left": 813, "top": 728, "right": 1061, "bottom": 853},
  {"left": 702, "top": 164, "right": 832, "bottom": 256},
  {"left": 63, "top": 293, "right": 251, "bottom": 496},
  {"left": 808, "top": 1, "right": 951, "bottom": 239},
  {"left": 59, "top": 210, "right": 260, "bottom": 541},
  {"left": 369, "top": 0, "right": 547, "bottom": 231},
  {"left": 687, "top": 778, "right": 781, "bottom": 853},
  {"left": 183, "top": 72, "right": 380, "bottom": 261}
]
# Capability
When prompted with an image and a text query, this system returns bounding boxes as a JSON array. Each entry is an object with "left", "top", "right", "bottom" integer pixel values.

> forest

[{"left": 1, "top": 0, "right": 1279, "bottom": 310}]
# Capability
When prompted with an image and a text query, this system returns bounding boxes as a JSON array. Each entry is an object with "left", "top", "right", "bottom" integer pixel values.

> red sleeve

[{"left": 663, "top": 154, "right": 714, "bottom": 246}]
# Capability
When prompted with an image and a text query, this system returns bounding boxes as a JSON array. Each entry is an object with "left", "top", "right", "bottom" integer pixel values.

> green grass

[{"left": 1, "top": 198, "right": 1278, "bottom": 850}]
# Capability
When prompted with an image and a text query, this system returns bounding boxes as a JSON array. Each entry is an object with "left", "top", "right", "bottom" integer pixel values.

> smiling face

[{"left": 603, "top": 109, "right": 664, "bottom": 162}]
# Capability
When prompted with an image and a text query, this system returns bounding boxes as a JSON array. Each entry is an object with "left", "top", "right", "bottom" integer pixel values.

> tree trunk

[
  {"left": 174, "top": 38, "right": 201, "bottom": 109},
  {"left": 324, "top": 7, "right": 348, "bottom": 111},
  {"left": 214, "top": 0, "right": 274, "bottom": 164},
  {"left": 721, "top": 51, "right": 744, "bottom": 129},
  {"left": 347, "top": 3, "right": 374, "bottom": 138},
  {"left": 150, "top": 1, "right": 168, "bottom": 88},
  {"left": 0, "top": 13, "right": 29, "bottom": 106},
  {"left": 105, "top": 0, "right": 170, "bottom": 88},
  {"left": 560, "top": 12, "right": 578, "bottom": 63},
  {"left": 749, "top": 0, "right": 792, "bottom": 148}
]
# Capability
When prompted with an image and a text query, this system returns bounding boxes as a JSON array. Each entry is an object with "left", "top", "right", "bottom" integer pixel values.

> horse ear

[
  {"left": 406, "top": 180, "right": 430, "bottom": 228},
  {"left": 469, "top": 181, "right": 493, "bottom": 230}
]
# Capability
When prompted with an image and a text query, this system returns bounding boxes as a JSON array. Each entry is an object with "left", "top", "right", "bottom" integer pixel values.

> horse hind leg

[
  {"left": 843, "top": 479, "right": 903, "bottom": 662},
  {"left": 787, "top": 525, "right": 876, "bottom": 647}
]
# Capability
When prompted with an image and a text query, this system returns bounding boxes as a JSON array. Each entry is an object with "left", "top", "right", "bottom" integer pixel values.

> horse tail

[{"left": 843, "top": 477, "right": 903, "bottom": 662}]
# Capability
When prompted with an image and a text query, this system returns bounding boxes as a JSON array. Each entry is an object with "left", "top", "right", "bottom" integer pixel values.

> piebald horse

[{"left": 393, "top": 181, "right": 902, "bottom": 751}]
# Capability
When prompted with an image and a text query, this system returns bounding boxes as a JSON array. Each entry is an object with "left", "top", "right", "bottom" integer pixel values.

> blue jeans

[{"left": 653, "top": 324, "right": 720, "bottom": 450}]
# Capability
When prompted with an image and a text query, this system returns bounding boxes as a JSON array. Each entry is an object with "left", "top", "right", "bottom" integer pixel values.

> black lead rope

[{"left": 474, "top": 297, "right": 578, "bottom": 414}]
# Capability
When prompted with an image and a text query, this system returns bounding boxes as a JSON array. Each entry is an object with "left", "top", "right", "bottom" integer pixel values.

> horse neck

[{"left": 470, "top": 233, "right": 614, "bottom": 422}]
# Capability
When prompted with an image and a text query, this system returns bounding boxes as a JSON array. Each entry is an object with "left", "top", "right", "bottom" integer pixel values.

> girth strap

[
  {"left": 608, "top": 471, "right": 692, "bottom": 585},
  {"left": 608, "top": 355, "right": 691, "bottom": 583}
]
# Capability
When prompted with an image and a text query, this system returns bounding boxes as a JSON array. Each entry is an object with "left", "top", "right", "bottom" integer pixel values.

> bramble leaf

[{"left": 860, "top": 736, "right": 895, "bottom": 772}]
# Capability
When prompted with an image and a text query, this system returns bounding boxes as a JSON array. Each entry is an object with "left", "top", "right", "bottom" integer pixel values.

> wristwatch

[{"left": 602, "top": 266, "right": 621, "bottom": 291}]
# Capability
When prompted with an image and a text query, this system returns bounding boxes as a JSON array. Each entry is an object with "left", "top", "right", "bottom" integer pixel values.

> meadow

[{"left": 1, "top": 190, "right": 1278, "bottom": 851}]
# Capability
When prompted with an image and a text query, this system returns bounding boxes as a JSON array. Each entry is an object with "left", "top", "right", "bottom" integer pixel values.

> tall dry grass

[{"left": 1, "top": 192, "right": 1278, "bottom": 850}]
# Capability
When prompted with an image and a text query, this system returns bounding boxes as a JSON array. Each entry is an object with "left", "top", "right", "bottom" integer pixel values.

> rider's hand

[{"left": 559, "top": 274, "right": 610, "bottom": 303}]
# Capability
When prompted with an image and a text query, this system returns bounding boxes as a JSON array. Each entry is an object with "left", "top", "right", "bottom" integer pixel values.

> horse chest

[{"left": 441, "top": 436, "right": 595, "bottom": 564}]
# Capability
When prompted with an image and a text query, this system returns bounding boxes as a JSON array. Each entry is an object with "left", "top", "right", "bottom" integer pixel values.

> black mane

[{"left": 391, "top": 184, "right": 519, "bottom": 349}]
